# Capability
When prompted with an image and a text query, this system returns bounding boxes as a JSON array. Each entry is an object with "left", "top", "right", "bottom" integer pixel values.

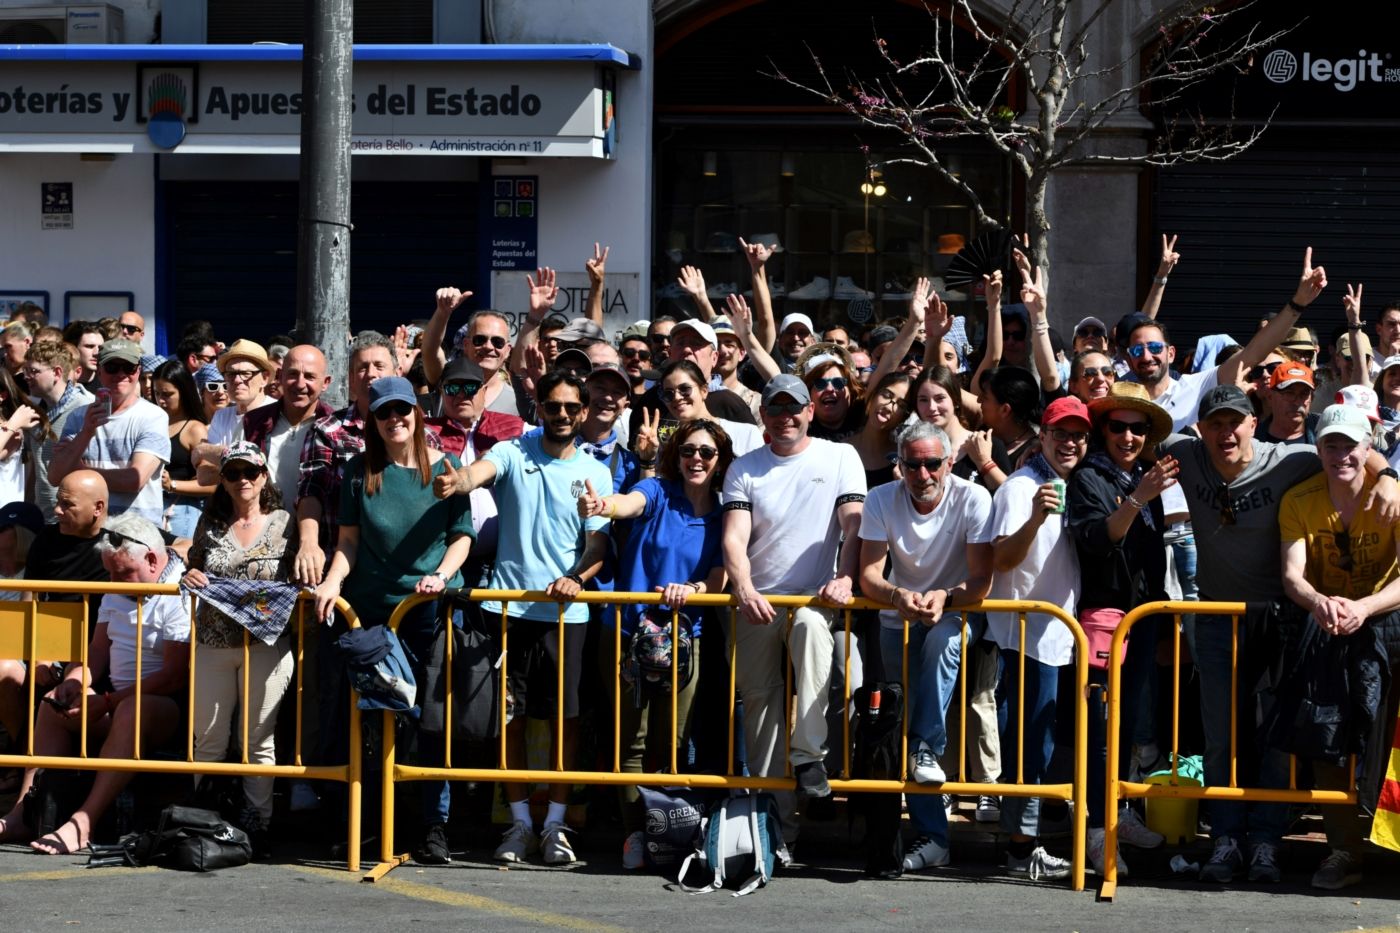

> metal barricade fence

[
  {"left": 370, "top": 589, "right": 1090, "bottom": 890},
  {"left": 0, "top": 581, "right": 365, "bottom": 871},
  {"left": 1099, "top": 601, "right": 1358, "bottom": 900}
]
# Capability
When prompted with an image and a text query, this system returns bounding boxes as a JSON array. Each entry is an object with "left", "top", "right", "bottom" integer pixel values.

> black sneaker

[
  {"left": 414, "top": 822, "right": 452, "bottom": 865},
  {"left": 795, "top": 761, "right": 831, "bottom": 798}
]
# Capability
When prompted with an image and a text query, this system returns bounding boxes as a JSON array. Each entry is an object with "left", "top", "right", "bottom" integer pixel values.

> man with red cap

[
  {"left": 1259, "top": 361, "right": 1320, "bottom": 446},
  {"left": 986, "top": 395, "right": 1092, "bottom": 882}
]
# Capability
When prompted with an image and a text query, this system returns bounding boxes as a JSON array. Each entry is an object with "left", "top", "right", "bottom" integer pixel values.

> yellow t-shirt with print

[{"left": 1279, "top": 472, "right": 1399, "bottom": 599}]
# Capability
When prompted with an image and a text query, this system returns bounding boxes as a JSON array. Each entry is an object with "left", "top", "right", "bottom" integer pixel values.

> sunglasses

[
  {"left": 1077, "top": 327, "right": 1106, "bottom": 339},
  {"left": 120, "top": 323, "right": 143, "bottom": 335},
  {"left": 372, "top": 401, "right": 416, "bottom": 420},
  {"left": 103, "top": 360, "right": 138, "bottom": 376},
  {"left": 1334, "top": 530, "right": 1353, "bottom": 572},
  {"left": 201, "top": 381, "right": 226, "bottom": 393},
  {"left": 1246, "top": 361, "right": 1284, "bottom": 382},
  {"left": 541, "top": 400, "right": 583, "bottom": 416},
  {"left": 764, "top": 402, "right": 806, "bottom": 416},
  {"left": 471, "top": 334, "right": 508, "bottom": 350},
  {"left": 1106, "top": 418, "right": 1150, "bottom": 437},
  {"left": 899, "top": 353, "right": 922, "bottom": 367},
  {"left": 221, "top": 465, "right": 263, "bottom": 483},
  {"left": 650, "top": 334, "right": 672, "bottom": 346},
  {"left": 678, "top": 443, "right": 718, "bottom": 461},
  {"left": 1079, "top": 366, "right": 1114, "bottom": 379},
  {"left": 813, "top": 376, "right": 848, "bottom": 392},
  {"left": 197, "top": 353, "right": 218, "bottom": 364},
  {"left": 442, "top": 380, "right": 482, "bottom": 397},
  {"left": 660, "top": 384, "right": 696, "bottom": 401},
  {"left": 1218, "top": 482, "right": 1236, "bottom": 526},
  {"left": 226, "top": 369, "right": 262, "bottom": 383},
  {"left": 1127, "top": 341, "right": 1167, "bottom": 359},
  {"left": 901, "top": 456, "right": 946, "bottom": 473},
  {"left": 1049, "top": 428, "right": 1090, "bottom": 444},
  {"left": 622, "top": 347, "right": 652, "bottom": 361}
]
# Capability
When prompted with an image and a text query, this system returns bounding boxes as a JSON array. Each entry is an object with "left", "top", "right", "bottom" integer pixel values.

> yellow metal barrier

[
  {"left": 1099, "top": 601, "right": 1357, "bottom": 901},
  {"left": 0, "top": 580, "right": 364, "bottom": 871},
  {"left": 369, "top": 590, "right": 1090, "bottom": 889}
]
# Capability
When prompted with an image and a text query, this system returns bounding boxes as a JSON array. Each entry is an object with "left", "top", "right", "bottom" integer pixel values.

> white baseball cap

[
  {"left": 779, "top": 312, "right": 814, "bottom": 335},
  {"left": 1316, "top": 403, "right": 1371, "bottom": 443}
]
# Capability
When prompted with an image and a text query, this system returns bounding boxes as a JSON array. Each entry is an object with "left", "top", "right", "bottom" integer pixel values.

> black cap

[
  {"left": 1197, "top": 384, "right": 1254, "bottom": 421},
  {"left": 0, "top": 501, "right": 43, "bottom": 535},
  {"left": 442, "top": 356, "right": 485, "bottom": 385}
]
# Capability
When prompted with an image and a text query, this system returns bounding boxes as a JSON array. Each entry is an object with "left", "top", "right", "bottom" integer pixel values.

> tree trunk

[{"left": 1026, "top": 172, "right": 1051, "bottom": 293}]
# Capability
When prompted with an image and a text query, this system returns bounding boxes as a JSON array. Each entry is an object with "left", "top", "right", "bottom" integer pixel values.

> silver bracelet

[{"left": 1126, "top": 494, "right": 1146, "bottom": 510}]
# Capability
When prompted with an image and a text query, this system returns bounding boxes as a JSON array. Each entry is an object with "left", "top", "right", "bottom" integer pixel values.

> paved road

[{"left": 2, "top": 818, "right": 1399, "bottom": 932}]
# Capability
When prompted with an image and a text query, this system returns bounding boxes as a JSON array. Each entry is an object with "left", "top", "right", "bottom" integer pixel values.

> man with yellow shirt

[{"left": 1280, "top": 403, "right": 1400, "bottom": 891}]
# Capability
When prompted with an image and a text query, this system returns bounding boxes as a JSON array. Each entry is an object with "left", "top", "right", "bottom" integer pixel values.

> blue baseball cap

[
  {"left": 367, "top": 375, "right": 418, "bottom": 413},
  {"left": 194, "top": 363, "right": 223, "bottom": 390}
]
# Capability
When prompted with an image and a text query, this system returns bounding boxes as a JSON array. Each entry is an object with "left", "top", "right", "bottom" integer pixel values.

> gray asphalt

[{"left": 2, "top": 813, "right": 1398, "bottom": 932}]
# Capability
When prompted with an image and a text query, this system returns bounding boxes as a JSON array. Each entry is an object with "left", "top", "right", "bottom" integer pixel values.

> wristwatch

[
  {"left": 1380, "top": 468, "right": 1399, "bottom": 482},
  {"left": 566, "top": 572, "right": 584, "bottom": 586}
]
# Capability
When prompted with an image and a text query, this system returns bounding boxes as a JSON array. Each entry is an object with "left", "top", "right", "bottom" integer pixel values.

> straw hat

[{"left": 1087, "top": 382, "right": 1172, "bottom": 446}]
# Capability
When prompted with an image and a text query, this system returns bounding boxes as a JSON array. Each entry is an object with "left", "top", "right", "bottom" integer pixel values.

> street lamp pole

[{"left": 296, "top": 0, "right": 353, "bottom": 408}]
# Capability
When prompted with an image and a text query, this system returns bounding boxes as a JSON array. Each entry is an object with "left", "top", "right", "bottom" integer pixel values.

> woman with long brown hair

[{"left": 313, "top": 375, "right": 472, "bottom": 865}]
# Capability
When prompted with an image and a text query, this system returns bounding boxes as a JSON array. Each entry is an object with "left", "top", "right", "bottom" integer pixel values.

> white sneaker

[
  {"left": 706, "top": 281, "right": 738, "bottom": 299},
  {"left": 788, "top": 276, "right": 831, "bottom": 300},
  {"left": 541, "top": 820, "right": 577, "bottom": 865},
  {"left": 908, "top": 742, "right": 946, "bottom": 785},
  {"left": 288, "top": 781, "right": 320, "bottom": 812},
  {"left": 902, "top": 834, "right": 950, "bottom": 871},
  {"left": 1006, "top": 845, "right": 1072, "bottom": 882},
  {"left": 1117, "top": 807, "right": 1164, "bottom": 849},
  {"left": 1088, "top": 827, "right": 1129, "bottom": 878},
  {"left": 622, "top": 830, "right": 644, "bottom": 870},
  {"left": 943, "top": 793, "right": 953, "bottom": 818},
  {"left": 768, "top": 280, "right": 788, "bottom": 298},
  {"left": 656, "top": 282, "right": 688, "bottom": 300},
  {"left": 975, "top": 794, "right": 1000, "bottom": 823},
  {"left": 493, "top": 819, "right": 540, "bottom": 863},
  {"left": 833, "top": 276, "right": 873, "bottom": 299}
]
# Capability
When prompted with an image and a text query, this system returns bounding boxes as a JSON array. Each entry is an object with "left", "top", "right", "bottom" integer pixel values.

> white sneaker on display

[
  {"left": 787, "top": 276, "right": 831, "bottom": 300},
  {"left": 833, "top": 276, "right": 873, "bottom": 299},
  {"left": 655, "top": 282, "right": 687, "bottom": 300},
  {"left": 706, "top": 281, "right": 738, "bottom": 299}
]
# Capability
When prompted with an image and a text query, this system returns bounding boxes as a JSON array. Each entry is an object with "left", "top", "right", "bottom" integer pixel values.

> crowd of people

[{"left": 0, "top": 235, "right": 1398, "bottom": 893}]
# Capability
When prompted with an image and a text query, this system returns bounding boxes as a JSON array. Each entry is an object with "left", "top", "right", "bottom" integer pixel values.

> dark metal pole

[{"left": 296, "top": 0, "right": 353, "bottom": 409}]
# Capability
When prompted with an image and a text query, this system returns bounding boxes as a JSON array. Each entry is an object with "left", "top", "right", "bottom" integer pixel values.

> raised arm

[
  {"left": 968, "top": 270, "right": 1005, "bottom": 396},
  {"left": 677, "top": 265, "right": 718, "bottom": 322},
  {"left": 584, "top": 243, "right": 609, "bottom": 327},
  {"left": 1343, "top": 283, "right": 1372, "bottom": 386},
  {"left": 507, "top": 267, "right": 559, "bottom": 377},
  {"left": 1140, "top": 234, "right": 1180, "bottom": 320},
  {"left": 424, "top": 286, "right": 473, "bottom": 388},
  {"left": 741, "top": 238, "right": 777, "bottom": 352},
  {"left": 1219, "top": 246, "right": 1326, "bottom": 388},
  {"left": 725, "top": 294, "right": 780, "bottom": 383},
  {"left": 869, "top": 278, "right": 932, "bottom": 389},
  {"left": 1014, "top": 247, "right": 1060, "bottom": 391}
]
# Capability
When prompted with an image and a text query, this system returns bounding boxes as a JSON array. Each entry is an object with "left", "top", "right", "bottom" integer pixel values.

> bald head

[
  {"left": 54, "top": 469, "right": 109, "bottom": 538},
  {"left": 586, "top": 342, "right": 620, "bottom": 368},
  {"left": 279, "top": 344, "right": 332, "bottom": 417}
]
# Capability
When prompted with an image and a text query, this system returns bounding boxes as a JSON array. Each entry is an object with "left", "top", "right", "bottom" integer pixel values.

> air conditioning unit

[{"left": 0, "top": 4, "right": 125, "bottom": 44}]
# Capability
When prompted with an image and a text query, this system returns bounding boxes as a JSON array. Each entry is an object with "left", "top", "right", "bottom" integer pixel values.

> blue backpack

[
  {"left": 334, "top": 625, "right": 418, "bottom": 715},
  {"left": 677, "top": 792, "right": 788, "bottom": 896}
]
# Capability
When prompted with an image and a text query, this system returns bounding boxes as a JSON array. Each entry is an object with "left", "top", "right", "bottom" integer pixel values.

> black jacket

[{"left": 1066, "top": 456, "right": 1168, "bottom": 612}]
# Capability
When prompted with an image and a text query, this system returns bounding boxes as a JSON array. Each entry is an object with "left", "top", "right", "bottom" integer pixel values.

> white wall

[
  {"left": 488, "top": 0, "right": 653, "bottom": 309},
  {"left": 0, "top": 153, "right": 156, "bottom": 344}
]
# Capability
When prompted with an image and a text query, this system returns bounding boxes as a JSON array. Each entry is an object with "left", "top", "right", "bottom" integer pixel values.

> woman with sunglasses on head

[
  {"left": 152, "top": 360, "right": 214, "bottom": 538},
  {"left": 647, "top": 360, "right": 763, "bottom": 459},
  {"left": 1066, "top": 382, "right": 1178, "bottom": 875},
  {"left": 0, "top": 366, "right": 46, "bottom": 508},
  {"left": 847, "top": 372, "right": 912, "bottom": 489},
  {"left": 577, "top": 420, "right": 733, "bottom": 868},
  {"left": 1066, "top": 350, "right": 1117, "bottom": 404},
  {"left": 915, "top": 365, "right": 1013, "bottom": 493},
  {"left": 195, "top": 363, "right": 230, "bottom": 424},
  {"left": 799, "top": 346, "right": 866, "bottom": 443},
  {"left": 314, "top": 376, "right": 473, "bottom": 865},
  {"left": 180, "top": 443, "right": 297, "bottom": 859}
]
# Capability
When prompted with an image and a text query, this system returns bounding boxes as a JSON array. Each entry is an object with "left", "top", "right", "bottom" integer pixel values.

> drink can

[{"left": 1049, "top": 478, "right": 1066, "bottom": 514}]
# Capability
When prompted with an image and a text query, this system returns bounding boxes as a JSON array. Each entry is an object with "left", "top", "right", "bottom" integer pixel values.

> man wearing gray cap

[
  {"left": 721, "top": 373, "right": 866, "bottom": 844},
  {"left": 49, "top": 338, "right": 170, "bottom": 525},
  {"left": 1151, "top": 383, "right": 1400, "bottom": 884}
]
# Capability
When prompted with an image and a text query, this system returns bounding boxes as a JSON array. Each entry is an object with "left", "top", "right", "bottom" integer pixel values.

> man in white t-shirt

[
  {"left": 49, "top": 338, "right": 170, "bottom": 525},
  {"left": 722, "top": 373, "right": 866, "bottom": 839},
  {"left": 1124, "top": 248, "right": 1329, "bottom": 431},
  {"left": 986, "top": 395, "right": 1091, "bottom": 882},
  {"left": 858, "top": 420, "right": 992, "bottom": 872},
  {"left": 0, "top": 513, "right": 188, "bottom": 854}
]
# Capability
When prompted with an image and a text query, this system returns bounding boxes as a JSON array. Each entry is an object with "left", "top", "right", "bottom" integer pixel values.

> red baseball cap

[
  {"left": 1269, "top": 361, "right": 1315, "bottom": 390},
  {"left": 1042, "top": 395, "right": 1091, "bottom": 428}
]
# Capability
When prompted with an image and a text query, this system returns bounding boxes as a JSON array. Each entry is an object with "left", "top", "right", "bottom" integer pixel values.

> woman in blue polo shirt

[{"left": 576, "top": 419, "right": 733, "bottom": 869}]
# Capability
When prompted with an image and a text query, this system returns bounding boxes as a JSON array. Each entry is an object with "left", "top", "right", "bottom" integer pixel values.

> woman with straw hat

[{"left": 1067, "top": 381, "right": 1178, "bottom": 876}]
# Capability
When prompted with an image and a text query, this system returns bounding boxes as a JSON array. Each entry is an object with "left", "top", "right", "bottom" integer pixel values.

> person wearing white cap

[
  {"left": 1279, "top": 402, "right": 1400, "bottom": 891},
  {"left": 1072, "top": 317, "right": 1110, "bottom": 354},
  {"left": 626, "top": 315, "right": 756, "bottom": 444}
]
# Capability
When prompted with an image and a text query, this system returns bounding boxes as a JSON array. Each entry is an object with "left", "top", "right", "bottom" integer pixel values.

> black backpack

[{"left": 849, "top": 682, "right": 905, "bottom": 878}]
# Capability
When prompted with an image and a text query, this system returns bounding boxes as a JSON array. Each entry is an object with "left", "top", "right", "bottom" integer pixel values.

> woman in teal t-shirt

[{"left": 313, "top": 376, "right": 473, "bottom": 865}]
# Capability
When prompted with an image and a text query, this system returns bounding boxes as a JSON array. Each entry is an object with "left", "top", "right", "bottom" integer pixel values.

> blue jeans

[
  {"left": 1183, "top": 614, "right": 1287, "bottom": 846},
  {"left": 165, "top": 495, "right": 204, "bottom": 539},
  {"left": 997, "top": 650, "right": 1060, "bottom": 837},
  {"left": 879, "top": 614, "right": 984, "bottom": 845}
]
